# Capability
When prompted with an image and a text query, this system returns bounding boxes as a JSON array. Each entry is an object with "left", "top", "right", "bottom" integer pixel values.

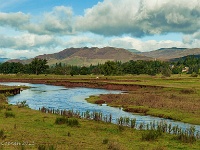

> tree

[
  {"left": 102, "top": 61, "right": 118, "bottom": 76},
  {"left": 161, "top": 65, "right": 171, "bottom": 77},
  {"left": 29, "top": 58, "right": 49, "bottom": 75}
]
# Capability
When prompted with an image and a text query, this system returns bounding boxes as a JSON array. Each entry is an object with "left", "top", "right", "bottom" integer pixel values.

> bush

[
  {"left": 176, "top": 133, "right": 196, "bottom": 143},
  {"left": 38, "top": 145, "right": 46, "bottom": 150},
  {"left": 191, "top": 72, "right": 198, "bottom": 77},
  {"left": 0, "top": 129, "right": 4, "bottom": 138},
  {"left": 17, "top": 100, "right": 29, "bottom": 108},
  {"left": 102, "top": 138, "right": 109, "bottom": 144},
  {"left": 67, "top": 118, "right": 80, "bottom": 127},
  {"left": 6, "top": 107, "right": 12, "bottom": 111},
  {"left": 5, "top": 111, "right": 15, "bottom": 118},
  {"left": 142, "top": 130, "right": 162, "bottom": 141},
  {"left": 55, "top": 117, "right": 79, "bottom": 127},
  {"left": 55, "top": 117, "right": 68, "bottom": 125}
]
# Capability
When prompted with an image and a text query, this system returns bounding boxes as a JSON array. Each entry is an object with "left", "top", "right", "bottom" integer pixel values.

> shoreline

[{"left": 0, "top": 77, "right": 199, "bottom": 125}]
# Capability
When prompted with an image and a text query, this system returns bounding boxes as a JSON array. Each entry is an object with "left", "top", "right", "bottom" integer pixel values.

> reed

[{"left": 39, "top": 107, "right": 200, "bottom": 143}]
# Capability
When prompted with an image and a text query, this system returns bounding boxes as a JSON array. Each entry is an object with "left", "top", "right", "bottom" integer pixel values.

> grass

[
  {"left": 0, "top": 105, "right": 200, "bottom": 149},
  {"left": 86, "top": 87, "right": 200, "bottom": 125},
  {"left": 0, "top": 74, "right": 200, "bottom": 149},
  {"left": 1, "top": 74, "right": 200, "bottom": 124}
]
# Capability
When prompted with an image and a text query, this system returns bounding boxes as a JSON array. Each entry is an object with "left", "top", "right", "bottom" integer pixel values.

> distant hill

[
  {"left": 126, "top": 49, "right": 141, "bottom": 54},
  {"left": 8, "top": 47, "right": 152, "bottom": 66},
  {"left": 140, "top": 47, "right": 200, "bottom": 60},
  {"left": 170, "top": 54, "right": 200, "bottom": 62}
]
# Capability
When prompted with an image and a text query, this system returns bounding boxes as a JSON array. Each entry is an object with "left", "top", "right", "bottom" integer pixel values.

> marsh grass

[
  {"left": 91, "top": 87, "right": 200, "bottom": 124},
  {"left": 42, "top": 106, "right": 200, "bottom": 144},
  {"left": 0, "top": 105, "right": 199, "bottom": 149},
  {"left": 1, "top": 74, "right": 200, "bottom": 149}
]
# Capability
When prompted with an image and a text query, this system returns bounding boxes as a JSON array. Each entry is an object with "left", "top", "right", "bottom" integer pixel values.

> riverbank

[
  {"left": 0, "top": 75, "right": 200, "bottom": 149},
  {"left": 0, "top": 101, "right": 200, "bottom": 149},
  {"left": 0, "top": 74, "right": 200, "bottom": 125},
  {"left": 0, "top": 85, "right": 22, "bottom": 96}
]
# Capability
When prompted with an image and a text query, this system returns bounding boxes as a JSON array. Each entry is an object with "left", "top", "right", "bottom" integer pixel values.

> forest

[{"left": 0, "top": 55, "right": 200, "bottom": 76}]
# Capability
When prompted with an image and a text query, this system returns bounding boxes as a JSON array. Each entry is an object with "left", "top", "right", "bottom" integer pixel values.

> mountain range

[
  {"left": 5, "top": 47, "right": 200, "bottom": 66},
  {"left": 7, "top": 47, "right": 151, "bottom": 66},
  {"left": 141, "top": 47, "right": 200, "bottom": 60}
]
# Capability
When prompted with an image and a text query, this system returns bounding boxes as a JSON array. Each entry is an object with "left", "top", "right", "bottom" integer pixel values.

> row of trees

[
  {"left": 0, "top": 55, "right": 200, "bottom": 76},
  {"left": 0, "top": 58, "right": 48, "bottom": 75}
]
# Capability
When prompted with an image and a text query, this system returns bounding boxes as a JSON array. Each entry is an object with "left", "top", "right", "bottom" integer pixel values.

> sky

[{"left": 1, "top": 0, "right": 200, "bottom": 59}]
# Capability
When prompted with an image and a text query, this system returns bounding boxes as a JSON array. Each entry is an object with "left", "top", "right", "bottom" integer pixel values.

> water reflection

[{"left": 1, "top": 82, "right": 200, "bottom": 132}]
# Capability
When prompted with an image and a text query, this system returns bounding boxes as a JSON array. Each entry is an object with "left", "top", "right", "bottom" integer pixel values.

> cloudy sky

[{"left": 1, "top": 0, "right": 200, "bottom": 59}]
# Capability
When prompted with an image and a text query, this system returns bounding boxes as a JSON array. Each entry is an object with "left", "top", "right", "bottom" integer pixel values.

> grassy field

[
  {"left": 0, "top": 103, "right": 200, "bottom": 149},
  {"left": 0, "top": 74, "right": 200, "bottom": 149}
]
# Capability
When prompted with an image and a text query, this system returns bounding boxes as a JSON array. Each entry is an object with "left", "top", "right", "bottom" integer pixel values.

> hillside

[
  {"left": 8, "top": 47, "right": 152, "bottom": 66},
  {"left": 141, "top": 47, "right": 200, "bottom": 60}
]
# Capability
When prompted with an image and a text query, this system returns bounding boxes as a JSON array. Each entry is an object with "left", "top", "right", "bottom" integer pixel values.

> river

[{"left": 1, "top": 82, "right": 200, "bottom": 132}]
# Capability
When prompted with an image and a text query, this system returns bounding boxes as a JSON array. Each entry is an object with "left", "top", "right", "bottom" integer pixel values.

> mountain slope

[
  {"left": 8, "top": 47, "right": 152, "bottom": 66},
  {"left": 141, "top": 47, "right": 200, "bottom": 60}
]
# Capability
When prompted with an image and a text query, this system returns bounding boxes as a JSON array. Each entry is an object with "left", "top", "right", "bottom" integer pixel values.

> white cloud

[
  {"left": 76, "top": 0, "right": 200, "bottom": 37},
  {"left": 108, "top": 36, "right": 184, "bottom": 51},
  {"left": 1, "top": 0, "right": 200, "bottom": 59},
  {"left": 0, "top": 34, "right": 59, "bottom": 50},
  {"left": 0, "top": 12, "right": 30, "bottom": 28},
  {"left": 0, "top": 49, "right": 7, "bottom": 57},
  {"left": 25, "top": 6, "right": 74, "bottom": 35}
]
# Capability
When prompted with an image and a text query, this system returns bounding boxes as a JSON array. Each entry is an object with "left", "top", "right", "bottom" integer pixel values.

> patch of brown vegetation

[{"left": 97, "top": 88, "right": 200, "bottom": 114}]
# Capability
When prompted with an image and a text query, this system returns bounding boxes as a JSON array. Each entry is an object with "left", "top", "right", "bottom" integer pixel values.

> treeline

[
  {"left": 0, "top": 58, "right": 48, "bottom": 75},
  {"left": 0, "top": 56, "right": 200, "bottom": 76}
]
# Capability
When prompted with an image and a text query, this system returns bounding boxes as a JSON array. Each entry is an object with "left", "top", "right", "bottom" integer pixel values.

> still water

[{"left": 1, "top": 82, "right": 200, "bottom": 132}]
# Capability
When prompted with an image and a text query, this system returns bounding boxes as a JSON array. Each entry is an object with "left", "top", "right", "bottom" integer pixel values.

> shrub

[
  {"left": 191, "top": 72, "right": 198, "bottom": 77},
  {"left": 67, "top": 118, "right": 80, "bottom": 127},
  {"left": 0, "top": 129, "right": 4, "bottom": 138},
  {"left": 6, "top": 107, "right": 12, "bottom": 111},
  {"left": 5, "top": 111, "right": 15, "bottom": 118},
  {"left": 118, "top": 125, "right": 125, "bottom": 132},
  {"left": 55, "top": 117, "right": 68, "bottom": 125},
  {"left": 55, "top": 117, "right": 79, "bottom": 127},
  {"left": 102, "top": 138, "right": 109, "bottom": 144},
  {"left": 176, "top": 133, "right": 196, "bottom": 143},
  {"left": 142, "top": 130, "right": 162, "bottom": 141},
  {"left": 38, "top": 145, "right": 46, "bottom": 150},
  {"left": 0, "top": 129, "right": 6, "bottom": 140},
  {"left": 175, "top": 126, "right": 197, "bottom": 143},
  {"left": 17, "top": 100, "right": 29, "bottom": 108}
]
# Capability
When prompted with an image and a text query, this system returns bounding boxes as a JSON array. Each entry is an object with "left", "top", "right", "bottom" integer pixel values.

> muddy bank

[
  {"left": 0, "top": 88, "right": 21, "bottom": 95},
  {"left": 0, "top": 78, "right": 163, "bottom": 91}
]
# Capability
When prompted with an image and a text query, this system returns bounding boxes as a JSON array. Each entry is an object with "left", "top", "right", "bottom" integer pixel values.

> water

[{"left": 1, "top": 82, "right": 200, "bottom": 132}]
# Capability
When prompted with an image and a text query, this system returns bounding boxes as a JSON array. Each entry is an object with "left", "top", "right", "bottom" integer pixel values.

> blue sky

[{"left": 0, "top": 0, "right": 200, "bottom": 59}]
